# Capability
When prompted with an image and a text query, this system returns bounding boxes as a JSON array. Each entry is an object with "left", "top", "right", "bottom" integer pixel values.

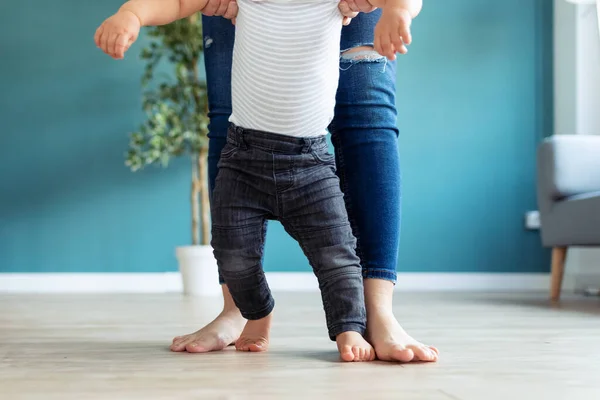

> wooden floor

[{"left": 2, "top": 292, "right": 599, "bottom": 399}]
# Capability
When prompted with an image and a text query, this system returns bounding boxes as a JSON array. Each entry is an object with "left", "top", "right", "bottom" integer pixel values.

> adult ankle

[
  {"left": 366, "top": 305, "right": 395, "bottom": 318},
  {"left": 221, "top": 307, "right": 242, "bottom": 317},
  {"left": 363, "top": 278, "right": 395, "bottom": 313}
]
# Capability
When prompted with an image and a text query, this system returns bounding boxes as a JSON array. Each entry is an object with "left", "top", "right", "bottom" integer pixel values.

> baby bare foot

[
  {"left": 170, "top": 310, "right": 246, "bottom": 353},
  {"left": 235, "top": 313, "right": 272, "bottom": 352},
  {"left": 336, "top": 331, "right": 376, "bottom": 362},
  {"left": 367, "top": 311, "right": 439, "bottom": 363}
]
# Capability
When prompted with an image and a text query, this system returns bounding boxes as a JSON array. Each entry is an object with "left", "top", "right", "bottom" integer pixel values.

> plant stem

[
  {"left": 198, "top": 147, "right": 210, "bottom": 245},
  {"left": 188, "top": 32, "right": 210, "bottom": 246},
  {"left": 190, "top": 151, "right": 208, "bottom": 247},
  {"left": 191, "top": 155, "right": 200, "bottom": 246}
]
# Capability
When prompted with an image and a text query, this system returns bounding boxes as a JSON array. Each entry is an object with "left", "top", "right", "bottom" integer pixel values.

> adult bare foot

[
  {"left": 235, "top": 312, "right": 272, "bottom": 352},
  {"left": 367, "top": 311, "right": 439, "bottom": 362},
  {"left": 364, "top": 279, "right": 439, "bottom": 363},
  {"left": 336, "top": 331, "right": 376, "bottom": 362},
  {"left": 170, "top": 285, "right": 246, "bottom": 353}
]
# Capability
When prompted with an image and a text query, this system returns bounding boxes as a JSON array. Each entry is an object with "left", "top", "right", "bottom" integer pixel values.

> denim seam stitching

[
  {"left": 212, "top": 223, "right": 264, "bottom": 230},
  {"left": 275, "top": 159, "right": 295, "bottom": 195},
  {"left": 311, "top": 151, "right": 335, "bottom": 165},
  {"left": 331, "top": 130, "right": 364, "bottom": 265},
  {"left": 284, "top": 223, "right": 334, "bottom": 326},
  {"left": 364, "top": 267, "right": 396, "bottom": 273},
  {"left": 363, "top": 270, "right": 397, "bottom": 283},
  {"left": 320, "top": 269, "right": 362, "bottom": 283},
  {"left": 327, "top": 323, "right": 366, "bottom": 340},
  {"left": 271, "top": 152, "right": 279, "bottom": 218},
  {"left": 241, "top": 299, "right": 275, "bottom": 320},
  {"left": 292, "top": 222, "right": 351, "bottom": 235}
]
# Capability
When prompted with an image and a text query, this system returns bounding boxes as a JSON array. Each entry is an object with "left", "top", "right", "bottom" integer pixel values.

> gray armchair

[{"left": 537, "top": 135, "right": 600, "bottom": 300}]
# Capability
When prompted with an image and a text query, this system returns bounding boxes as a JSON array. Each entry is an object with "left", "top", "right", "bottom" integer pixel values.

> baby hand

[
  {"left": 374, "top": 6, "right": 412, "bottom": 61},
  {"left": 94, "top": 10, "right": 141, "bottom": 60}
]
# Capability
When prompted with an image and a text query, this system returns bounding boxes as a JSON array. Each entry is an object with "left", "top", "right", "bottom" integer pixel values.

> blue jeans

[
  {"left": 203, "top": 10, "right": 400, "bottom": 284},
  {"left": 212, "top": 126, "right": 366, "bottom": 339}
]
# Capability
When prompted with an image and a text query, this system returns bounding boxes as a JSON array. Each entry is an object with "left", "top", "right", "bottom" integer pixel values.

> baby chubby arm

[
  {"left": 119, "top": 0, "right": 210, "bottom": 26},
  {"left": 94, "top": 0, "right": 210, "bottom": 59}
]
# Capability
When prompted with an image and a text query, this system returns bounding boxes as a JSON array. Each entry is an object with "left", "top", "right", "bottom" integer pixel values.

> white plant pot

[{"left": 176, "top": 245, "right": 221, "bottom": 296}]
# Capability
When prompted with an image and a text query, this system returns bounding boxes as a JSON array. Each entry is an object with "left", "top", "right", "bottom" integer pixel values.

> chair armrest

[{"left": 537, "top": 135, "right": 600, "bottom": 212}]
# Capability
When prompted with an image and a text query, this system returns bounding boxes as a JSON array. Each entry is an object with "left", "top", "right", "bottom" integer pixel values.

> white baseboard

[
  {"left": 0, "top": 273, "right": 184, "bottom": 294},
  {"left": 0, "top": 272, "right": 571, "bottom": 294}
]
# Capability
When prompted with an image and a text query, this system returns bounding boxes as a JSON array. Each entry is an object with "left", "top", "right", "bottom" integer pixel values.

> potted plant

[{"left": 126, "top": 14, "right": 219, "bottom": 296}]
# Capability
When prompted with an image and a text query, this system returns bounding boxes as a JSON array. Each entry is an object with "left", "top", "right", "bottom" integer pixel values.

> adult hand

[
  {"left": 339, "top": 0, "right": 377, "bottom": 14},
  {"left": 201, "top": 0, "right": 238, "bottom": 20},
  {"left": 201, "top": 0, "right": 363, "bottom": 26},
  {"left": 339, "top": 0, "right": 377, "bottom": 26},
  {"left": 338, "top": 3, "right": 357, "bottom": 26}
]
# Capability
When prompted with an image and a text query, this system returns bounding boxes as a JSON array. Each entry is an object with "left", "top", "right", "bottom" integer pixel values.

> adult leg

[
  {"left": 331, "top": 11, "right": 438, "bottom": 362},
  {"left": 171, "top": 16, "right": 245, "bottom": 353}
]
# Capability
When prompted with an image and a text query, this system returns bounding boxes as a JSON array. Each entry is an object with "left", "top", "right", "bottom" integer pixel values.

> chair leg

[{"left": 550, "top": 246, "right": 568, "bottom": 301}]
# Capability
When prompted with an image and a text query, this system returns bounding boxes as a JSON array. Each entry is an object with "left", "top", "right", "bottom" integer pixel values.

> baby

[{"left": 96, "top": 0, "right": 412, "bottom": 362}]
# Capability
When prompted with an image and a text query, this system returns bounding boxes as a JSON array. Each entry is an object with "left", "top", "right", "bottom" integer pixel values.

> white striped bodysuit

[{"left": 229, "top": 0, "right": 343, "bottom": 137}]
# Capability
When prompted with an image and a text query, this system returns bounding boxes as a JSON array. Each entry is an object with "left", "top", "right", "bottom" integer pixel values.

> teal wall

[{"left": 0, "top": 0, "right": 552, "bottom": 273}]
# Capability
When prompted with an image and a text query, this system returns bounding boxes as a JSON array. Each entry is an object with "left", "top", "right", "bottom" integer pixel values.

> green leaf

[{"left": 127, "top": 15, "right": 208, "bottom": 170}]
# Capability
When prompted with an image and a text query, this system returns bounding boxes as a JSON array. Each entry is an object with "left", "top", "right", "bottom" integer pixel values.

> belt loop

[
  {"left": 301, "top": 138, "right": 312, "bottom": 154},
  {"left": 235, "top": 125, "right": 248, "bottom": 150}
]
